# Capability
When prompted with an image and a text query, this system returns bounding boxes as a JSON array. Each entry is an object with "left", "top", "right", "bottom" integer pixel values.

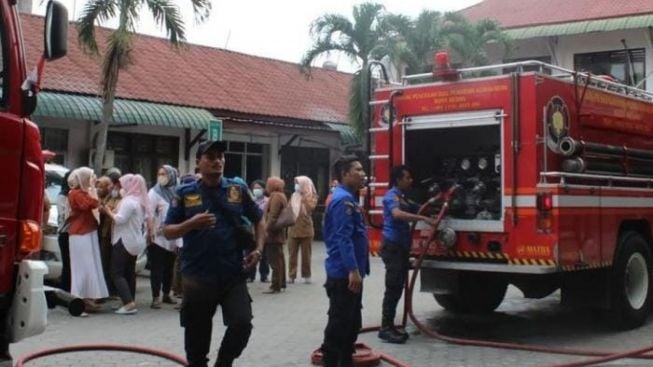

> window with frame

[
  {"left": 574, "top": 49, "right": 646, "bottom": 87},
  {"left": 107, "top": 132, "right": 179, "bottom": 186},
  {"left": 223, "top": 142, "right": 266, "bottom": 183},
  {"left": 41, "top": 127, "right": 68, "bottom": 165}
]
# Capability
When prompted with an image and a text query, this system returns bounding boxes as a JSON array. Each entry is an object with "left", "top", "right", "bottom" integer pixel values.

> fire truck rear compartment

[{"left": 405, "top": 121, "right": 502, "bottom": 226}]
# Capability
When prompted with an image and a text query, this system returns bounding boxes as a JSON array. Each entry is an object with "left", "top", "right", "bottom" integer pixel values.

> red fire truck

[
  {"left": 0, "top": 1, "right": 67, "bottom": 364},
  {"left": 367, "top": 52, "right": 653, "bottom": 330}
]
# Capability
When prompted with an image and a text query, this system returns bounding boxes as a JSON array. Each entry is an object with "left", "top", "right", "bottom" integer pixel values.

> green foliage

[
  {"left": 302, "top": 3, "right": 511, "bottom": 144},
  {"left": 77, "top": 0, "right": 211, "bottom": 172}
]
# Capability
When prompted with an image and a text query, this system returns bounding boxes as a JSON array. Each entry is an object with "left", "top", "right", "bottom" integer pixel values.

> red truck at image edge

[{"left": 0, "top": 0, "right": 67, "bottom": 364}]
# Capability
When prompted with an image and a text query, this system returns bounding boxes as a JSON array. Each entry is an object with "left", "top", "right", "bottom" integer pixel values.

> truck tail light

[
  {"left": 536, "top": 193, "right": 553, "bottom": 232},
  {"left": 536, "top": 193, "right": 553, "bottom": 211},
  {"left": 19, "top": 220, "right": 42, "bottom": 254}
]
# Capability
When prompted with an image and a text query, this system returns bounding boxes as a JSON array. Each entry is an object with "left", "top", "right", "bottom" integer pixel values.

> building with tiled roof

[
  {"left": 460, "top": 0, "right": 653, "bottom": 92},
  {"left": 21, "top": 12, "right": 354, "bottom": 195}
]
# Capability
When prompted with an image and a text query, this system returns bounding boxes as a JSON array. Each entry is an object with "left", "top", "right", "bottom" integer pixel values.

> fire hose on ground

[
  {"left": 17, "top": 186, "right": 653, "bottom": 366},
  {"left": 314, "top": 185, "right": 653, "bottom": 367}
]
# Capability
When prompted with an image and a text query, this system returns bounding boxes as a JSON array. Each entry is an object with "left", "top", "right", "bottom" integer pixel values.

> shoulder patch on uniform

[
  {"left": 184, "top": 194, "right": 202, "bottom": 207},
  {"left": 344, "top": 201, "right": 355, "bottom": 215},
  {"left": 227, "top": 185, "right": 242, "bottom": 203}
]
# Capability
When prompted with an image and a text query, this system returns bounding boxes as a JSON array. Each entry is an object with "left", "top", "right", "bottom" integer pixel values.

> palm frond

[
  {"left": 351, "top": 3, "right": 385, "bottom": 57},
  {"left": 190, "top": 0, "right": 211, "bottom": 23},
  {"left": 145, "top": 0, "right": 186, "bottom": 46},
  {"left": 310, "top": 14, "right": 355, "bottom": 44},
  {"left": 300, "top": 41, "right": 358, "bottom": 75},
  {"left": 77, "top": 0, "right": 118, "bottom": 55}
]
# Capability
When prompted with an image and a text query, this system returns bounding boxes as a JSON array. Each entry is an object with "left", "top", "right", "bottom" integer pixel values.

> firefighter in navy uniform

[
  {"left": 163, "top": 140, "right": 265, "bottom": 367},
  {"left": 378, "top": 165, "right": 435, "bottom": 344},
  {"left": 321, "top": 155, "right": 370, "bottom": 367}
]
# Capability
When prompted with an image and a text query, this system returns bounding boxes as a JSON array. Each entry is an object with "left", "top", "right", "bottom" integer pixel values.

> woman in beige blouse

[{"left": 287, "top": 176, "right": 318, "bottom": 284}]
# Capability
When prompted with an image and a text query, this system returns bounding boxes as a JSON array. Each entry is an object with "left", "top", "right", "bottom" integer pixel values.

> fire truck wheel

[
  {"left": 608, "top": 231, "right": 653, "bottom": 330},
  {"left": 434, "top": 272, "right": 507, "bottom": 314},
  {"left": 433, "top": 294, "right": 464, "bottom": 312}
]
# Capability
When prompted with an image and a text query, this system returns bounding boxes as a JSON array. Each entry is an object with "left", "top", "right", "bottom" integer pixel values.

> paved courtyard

[{"left": 11, "top": 242, "right": 653, "bottom": 366}]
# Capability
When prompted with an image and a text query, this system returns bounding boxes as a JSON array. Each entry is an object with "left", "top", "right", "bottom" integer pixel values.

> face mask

[
  {"left": 253, "top": 188, "right": 264, "bottom": 199},
  {"left": 157, "top": 176, "right": 169, "bottom": 186},
  {"left": 330, "top": 187, "right": 336, "bottom": 193},
  {"left": 111, "top": 188, "right": 119, "bottom": 198},
  {"left": 294, "top": 184, "right": 300, "bottom": 193}
]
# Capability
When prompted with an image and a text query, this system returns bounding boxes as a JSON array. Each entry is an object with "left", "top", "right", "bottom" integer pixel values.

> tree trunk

[{"left": 92, "top": 96, "right": 115, "bottom": 174}]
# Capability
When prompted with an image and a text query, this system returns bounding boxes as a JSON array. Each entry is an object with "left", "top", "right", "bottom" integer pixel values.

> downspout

[
  {"left": 546, "top": 36, "right": 559, "bottom": 65},
  {"left": 621, "top": 39, "right": 636, "bottom": 86}
]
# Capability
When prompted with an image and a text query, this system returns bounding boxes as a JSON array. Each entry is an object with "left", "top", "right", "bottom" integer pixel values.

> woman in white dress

[
  {"left": 100, "top": 174, "right": 150, "bottom": 315},
  {"left": 67, "top": 167, "right": 109, "bottom": 315}
]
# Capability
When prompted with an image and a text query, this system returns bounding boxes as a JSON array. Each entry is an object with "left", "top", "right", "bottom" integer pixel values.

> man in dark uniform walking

[
  {"left": 163, "top": 140, "right": 265, "bottom": 367},
  {"left": 321, "top": 155, "right": 369, "bottom": 367},
  {"left": 378, "top": 165, "right": 434, "bottom": 344}
]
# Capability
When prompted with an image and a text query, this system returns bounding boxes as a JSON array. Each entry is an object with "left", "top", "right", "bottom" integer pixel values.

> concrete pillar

[{"left": 17, "top": 0, "right": 34, "bottom": 14}]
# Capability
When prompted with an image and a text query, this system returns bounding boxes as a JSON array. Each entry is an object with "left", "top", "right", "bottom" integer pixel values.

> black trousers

[
  {"left": 381, "top": 241, "right": 409, "bottom": 326},
  {"left": 181, "top": 276, "right": 253, "bottom": 367},
  {"left": 149, "top": 244, "right": 176, "bottom": 298},
  {"left": 57, "top": 232, "right": 71, "bottom": 292},
  {"left": 322, "top": 277, "right": 362, "bottom": 367},
  {"left": 111, "top": 241, "right": 136, "bottom": 305},
  {"left": 247, "top": 250, "right": 269, "bottom": 281}
]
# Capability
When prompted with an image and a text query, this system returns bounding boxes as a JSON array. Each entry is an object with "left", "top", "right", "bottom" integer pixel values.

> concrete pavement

[{"left": 11, "top": 242, "right": 653, "bottom": 366}]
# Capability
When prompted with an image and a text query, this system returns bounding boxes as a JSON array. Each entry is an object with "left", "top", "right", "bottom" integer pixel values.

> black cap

[{"left": 196, "top": 140, "right": 227, "bottom": 159}]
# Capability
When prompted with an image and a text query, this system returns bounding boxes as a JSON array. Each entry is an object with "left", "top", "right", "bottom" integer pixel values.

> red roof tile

[
  {"left": 462, "top": 0, "right": 653, "bottom": 29},
  {"left": 22, "top": 14, "right": 351, "bottom": 124}
]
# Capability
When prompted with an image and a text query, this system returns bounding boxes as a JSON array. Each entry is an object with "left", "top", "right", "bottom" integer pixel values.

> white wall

[
  {"left": 35, "top": 117, "right": 345, "bottom": 185},
  {"left": 492, "top": 28, "right": 653, "bottom": 92}
]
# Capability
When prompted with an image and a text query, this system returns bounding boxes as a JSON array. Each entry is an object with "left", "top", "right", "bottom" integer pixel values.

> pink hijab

[
  {"left": 119, "top": 174, "right": 150, "bottom": 214},
  {"left": 290, "top": 176, "right": 317, "bottom": 220}
]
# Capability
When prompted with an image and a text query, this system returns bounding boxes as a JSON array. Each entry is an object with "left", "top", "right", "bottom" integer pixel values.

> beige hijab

[
  {"left": 67, "top": 167, "right": 99, "bottom": 222},
  {"left": 290, "top": 176, "right": 316, "bottom": 220},
  {"left": 67, "top": 167, "right": 95, "bottom": 192}
]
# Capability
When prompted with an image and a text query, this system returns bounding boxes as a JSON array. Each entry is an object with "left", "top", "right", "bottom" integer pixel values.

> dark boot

[{"left": 378, "top": 321, "right": 408, "bottom": 344}]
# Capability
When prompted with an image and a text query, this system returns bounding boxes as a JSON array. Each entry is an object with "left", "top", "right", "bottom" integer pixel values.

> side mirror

[{"left": 43, "top": 0, "right": 67, "bottom": 61}]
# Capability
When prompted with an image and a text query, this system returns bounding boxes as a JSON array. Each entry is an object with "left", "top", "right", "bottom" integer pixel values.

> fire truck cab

[
  {"left": 0, "top": 0, "right": 67, "bottom": 364},
  {"left": 368, "top": 52, "right": 653, "bottom": 330}
]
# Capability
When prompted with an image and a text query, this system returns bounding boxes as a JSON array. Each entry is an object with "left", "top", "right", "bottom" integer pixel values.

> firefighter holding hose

[{"left": 378, "top": 166, "right": 435, "bottom": 344}]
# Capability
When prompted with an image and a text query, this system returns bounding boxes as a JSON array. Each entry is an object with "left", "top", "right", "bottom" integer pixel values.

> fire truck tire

[
  {"left": 607, "top": 231, "right": 652, "bottom": 330},
  {"left": 433, "top": 294, "right": 464, "bottom": 312},
  {"left": 434, "top": 272, "right": 507, "bottom": 314}
]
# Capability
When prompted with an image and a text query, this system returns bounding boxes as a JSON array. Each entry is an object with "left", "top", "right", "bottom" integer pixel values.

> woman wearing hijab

[
  {"left": 147, "top": 165, "right": 182, "bottom": 309},
  {"left": 287, "top": 176, "right": 318, "bottom": 284},
  {"left": 264, "top": 176, "right": 288, "bottom": 293},
  {"left": 100, "top": 174, "right": 150, "bottom": 315},
  {"left": 67, "top": 167, "right": 109, "bottom": 315}
]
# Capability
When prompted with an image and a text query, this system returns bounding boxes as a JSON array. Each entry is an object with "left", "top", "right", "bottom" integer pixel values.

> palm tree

[
  {"left": 374, "top": 10, "right": 445, "bottom": 77},
  {"left": 301, "top": 2, "right": 387, "bottom": 140},
  {"left": 77, "top": 0, "right": 211, "bottom": 174},
  {"left": 441, "top": 12, "right": 512, "bottom": 68}
]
